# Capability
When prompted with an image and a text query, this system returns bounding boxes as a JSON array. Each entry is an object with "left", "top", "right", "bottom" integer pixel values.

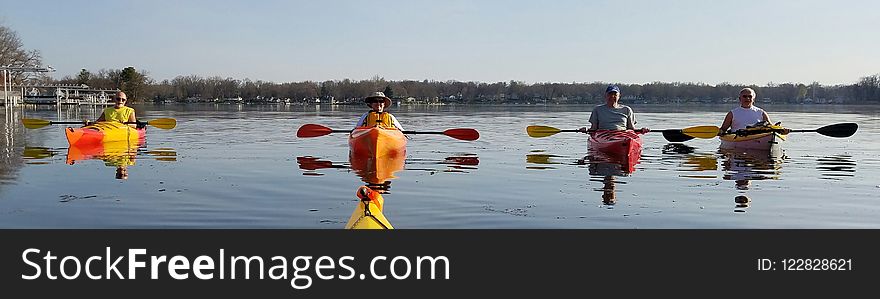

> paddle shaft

[{"left": 44, "top": 121, "right": 146, "bottom": 125}]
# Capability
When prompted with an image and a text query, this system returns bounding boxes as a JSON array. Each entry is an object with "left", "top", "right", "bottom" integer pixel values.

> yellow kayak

[
  {"left": 66, "top": 121, "right": 145, "bottom": 146},
  {"left": 345, "top": 186, "right": 393, "bottom": 229},
  {"left": 720, "top": 123, "right": 788, "bottom": 151}
]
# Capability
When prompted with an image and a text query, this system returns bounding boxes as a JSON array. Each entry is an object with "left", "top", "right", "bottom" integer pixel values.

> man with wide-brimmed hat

[{"left": 354, "top": 91, "right": 404, "bottom": 130}]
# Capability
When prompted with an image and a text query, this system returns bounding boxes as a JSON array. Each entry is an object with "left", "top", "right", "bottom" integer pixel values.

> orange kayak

[
  {"left": 65, "top": 122, "right": 145, "bottom": 146},
  {"left": 348, "top": 127, "right": 406, "bottom": 159}
]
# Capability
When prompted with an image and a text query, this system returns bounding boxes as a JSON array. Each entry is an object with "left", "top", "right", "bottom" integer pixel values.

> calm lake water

[{"left": 1, "top": 103, "right": 877, "bottom": 228}]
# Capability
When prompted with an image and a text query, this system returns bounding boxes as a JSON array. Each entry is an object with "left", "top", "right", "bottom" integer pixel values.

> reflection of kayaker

[
  {"left": 601, "top": 176, "right": 616, "bottom": 205},
  {"left": 346, "top": 186, "right": 393, "bottom": 229},
  {"left": 580, "top": 153, "right": 632, "bottom": 206},
  {"left": 719, "top": 147, "right": 783, "bottom": 190},
  {"left": 67, "top": 141, "right": 139, "bottom": 180},
  {"left": 349, "top": 152, "right": 405, "bottom": 186}
]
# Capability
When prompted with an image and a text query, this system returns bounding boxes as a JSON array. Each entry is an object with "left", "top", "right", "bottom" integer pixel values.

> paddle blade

[
  {"left": 816, "top": 123, "right": 858, "bottom": 138},
  {"left": 662, "top": 130, "right": 695, "bottom": 142},
  {"left": 443, "top": 128, "right": 480, "bottom": 141},
  {"left": 297, "top": 124, "right": 333, "bottom": 138},
  {"left": 526, "top": 125, "right": 562, "bottom": 138},
  {"left": 146, "top": 118, "right": 177, "bottom": 130},
  {"left": 681, "top": 125, "right": 720, "bottom": 139},
  {"left": 21, "top": 118, "right": 52, "bottom": 129}
]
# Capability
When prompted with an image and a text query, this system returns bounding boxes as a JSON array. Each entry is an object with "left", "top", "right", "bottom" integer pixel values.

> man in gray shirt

[{"left": 579, "top": 85, "right": 648, "bottom": 133}]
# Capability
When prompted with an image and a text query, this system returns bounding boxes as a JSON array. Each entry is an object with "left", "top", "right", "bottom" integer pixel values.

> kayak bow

[{"left": 346, "top": 186, "right": 393, "bottom": 229}]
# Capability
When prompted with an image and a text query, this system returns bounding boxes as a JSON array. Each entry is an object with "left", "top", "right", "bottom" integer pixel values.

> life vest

[
  {"left": 102, "top": 106, "right": 135, "bottom": 123},
  {"left": 363, "top": 111, "right": 394, "bottom": 128}
]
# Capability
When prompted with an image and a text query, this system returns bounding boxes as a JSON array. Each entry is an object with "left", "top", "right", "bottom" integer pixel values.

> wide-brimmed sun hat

[{"left": 364, "top": 91, "right": 392, "bottom": 107}]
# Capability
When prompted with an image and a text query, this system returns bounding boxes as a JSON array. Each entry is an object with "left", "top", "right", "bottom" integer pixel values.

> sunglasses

[
  {"left": 740, "top": 95, "right": 753, "bottom": 99},
  {"left": 114, "top": 98, "right": 127, "bottom": 101}
]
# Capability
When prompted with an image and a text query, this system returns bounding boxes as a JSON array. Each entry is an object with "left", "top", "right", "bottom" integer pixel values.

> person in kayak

[
  {"left": 354, "top": 91, "right": 404, "bottom": 130},
  {"left": 94, "top": 91, "right": 141, "bottom": 128},
  {"left": 578, "top": 85, "right": 648, "bottom": 134},
  {"left": 718, "top": 88, "right": 789, "bottom": 134}
]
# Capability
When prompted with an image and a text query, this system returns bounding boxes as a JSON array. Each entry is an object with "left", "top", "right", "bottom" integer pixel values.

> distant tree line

[
  {"left": 3, "top": 25, "right": 878, "bottom": 105},
  {"left": 50, "top": 70, "right": 880, "bottom": 105}
]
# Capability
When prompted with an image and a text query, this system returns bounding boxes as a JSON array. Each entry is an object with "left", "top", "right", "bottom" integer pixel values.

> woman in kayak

[
  {"left": 354, "top": 91, "right": 404, "bottom": 130},
  {"left": 94, "top": 91, "right": 139, "bottom": 127},
  {"left": 578, "top": 85, "right": 648, "bottom": 133},
  {"left": 718, "top": 88, "right": 788, "bottom": 134}
]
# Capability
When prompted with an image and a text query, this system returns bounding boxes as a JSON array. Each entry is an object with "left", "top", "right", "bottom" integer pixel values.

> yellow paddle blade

[
  {"left": 21, "top": 118, "right": 52, "bottom": 129},
  {"left": 526, "top": 125, "right": 562, "bottom": 138},
  {"left": 681, "top": 126, "right": 720, "bottom": 139},
  {"left": 146, "top": 118, "right": 177, "bottom": 130}
]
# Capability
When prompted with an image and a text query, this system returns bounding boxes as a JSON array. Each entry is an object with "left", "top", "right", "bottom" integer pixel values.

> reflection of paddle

[
  {"left": 527, "top": 125, "right": 719, "bottom": 142},
  {"left": 726, "top": 123, "right": 858, "bottom": 138},
  {"left": 297, "top": 124, "right": 480, "bottom": 141},
  {"left": 22, "top": 118, "right": 177, "bottom": 130}
]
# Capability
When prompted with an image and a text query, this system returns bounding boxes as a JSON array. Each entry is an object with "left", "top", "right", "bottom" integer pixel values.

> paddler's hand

[
  {"left": 637, "top": 128, "right": 649, "bottom": 134},
  {"left": 577, "top": 127, "right": 588, "bottom": 133}
]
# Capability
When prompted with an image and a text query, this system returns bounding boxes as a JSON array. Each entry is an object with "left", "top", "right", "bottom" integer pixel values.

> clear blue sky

[{"left": 2, "top": 0, "right": 878, "bottom": 85}]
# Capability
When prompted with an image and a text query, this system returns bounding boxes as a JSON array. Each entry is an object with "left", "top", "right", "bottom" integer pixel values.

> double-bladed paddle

[
  {"left": 526, "top": 125, "right": 720, "bottom": 142},
  {"left": 22, "top": 118, "right": 177, "bottom": 130},
  {"left": 296, "top": 124, "right": 480, "bottom": 141},
  {"left": 723, "top": 122, "right": 858, "bottom": 138},
  {"left": 667, "top": 122, "right": 859, "bottom": 141}
]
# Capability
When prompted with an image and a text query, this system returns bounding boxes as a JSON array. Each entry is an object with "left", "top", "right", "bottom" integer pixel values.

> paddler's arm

[
  {"left": 389, "top": 114, "right": 404, "bottom": 131},
  {"left": 626, "top": 108, "right": 648, "bottom": 133},
  {"left": 719, "top": 111, "right": 733, "bottom": 135},
  {"left": 353, "top": 112, "right": 368, "bottom": 130},
  {"left": 580, "top": 110, "right": 599, "bottom": 133}
]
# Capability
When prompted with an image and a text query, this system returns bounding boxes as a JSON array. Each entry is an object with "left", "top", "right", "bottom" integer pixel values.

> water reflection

[
  {"left": 579, "top": 152, "right": 637, "bottom": 206},
  {"left": 816, "top": 155, "right": 856, "bottom": 180},
  {"left": 19, "top": 142, "right": 178, "bottom": 180},
  {"left": 297, "top": 153, "right": 478, "bottom": 229},
  {"left": 1, "top": 109, "right": 26, "bottom": 185},
  {"left": 297, "top": 153, "right": 479, "bottom": 187},
  {"left": 525, "top": 151, "right": 565, "bottom": 169},
  {"left": 719, "top": 148, "right": 783, "bottom": 190},
  {"left": 22, "top": 146, "right": 63, "bottom": 164},
  {"left": 719, "top": 148, "right": 784, "bottom": 212}
]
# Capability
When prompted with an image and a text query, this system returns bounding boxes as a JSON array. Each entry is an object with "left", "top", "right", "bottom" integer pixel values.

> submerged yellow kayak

[{"left": 345, "top": 186, "right": 393, "bottom": 229}]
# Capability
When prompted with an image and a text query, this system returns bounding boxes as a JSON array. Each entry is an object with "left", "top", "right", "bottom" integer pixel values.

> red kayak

[{"left": 587, "top": 130, "right": 643, "bottom": 173}]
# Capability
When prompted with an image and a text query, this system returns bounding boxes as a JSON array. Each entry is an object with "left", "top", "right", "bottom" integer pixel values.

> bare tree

[{"left": 0, "top": 25, "right": 44, "bottom": 83}]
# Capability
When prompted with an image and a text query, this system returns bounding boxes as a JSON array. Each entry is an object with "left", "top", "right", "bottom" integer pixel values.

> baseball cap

[{"left": 606, "top": 85, "right": 620, "bottom": 94}]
